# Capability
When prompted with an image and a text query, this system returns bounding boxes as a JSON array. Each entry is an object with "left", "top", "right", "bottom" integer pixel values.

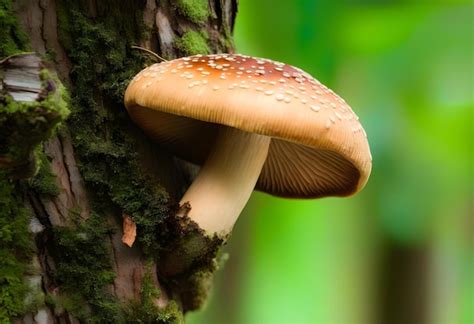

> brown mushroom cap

[{"left": 124, "top": 54, "right": 372, "bottom": 198}]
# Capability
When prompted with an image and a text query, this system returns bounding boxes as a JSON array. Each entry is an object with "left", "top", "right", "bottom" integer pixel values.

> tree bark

[{"left": 0, "top": 0, "right": 238, "bottom": 322}]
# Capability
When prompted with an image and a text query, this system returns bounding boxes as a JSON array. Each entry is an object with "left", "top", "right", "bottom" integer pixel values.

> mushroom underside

[{"left": 129, "top": 109, "right": 361, "bottom": 199}]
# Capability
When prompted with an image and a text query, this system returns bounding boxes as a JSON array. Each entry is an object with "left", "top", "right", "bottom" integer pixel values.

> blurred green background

[{"left": 188, "top": 1, "right": 473, "bottom": 323}]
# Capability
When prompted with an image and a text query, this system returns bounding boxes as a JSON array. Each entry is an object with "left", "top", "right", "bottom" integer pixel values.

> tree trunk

[
  {"left": 0, "top": 0, "right": 238, "bottom": 322},
  {"left": 377, "top": 243, "right": 430, "bottom": 324}
]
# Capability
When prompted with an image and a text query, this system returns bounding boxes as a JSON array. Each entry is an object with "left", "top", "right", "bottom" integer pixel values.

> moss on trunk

[
  {"left": 0, "top": 52, "right": 69, "bottom": 322},
  {"left": 0, "top": 0, "right": 30, "bottom": 57},
  {"left": 0, "top": 179, "right": 34, "bottom": 322}
]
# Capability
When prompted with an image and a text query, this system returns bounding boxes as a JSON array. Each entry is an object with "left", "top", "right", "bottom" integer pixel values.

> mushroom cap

[{"left": 124, "top": 54, "right": 372, "bottom": 198}]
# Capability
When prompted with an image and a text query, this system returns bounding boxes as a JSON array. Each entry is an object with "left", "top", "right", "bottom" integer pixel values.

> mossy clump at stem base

[
  {"left": 0, "top": 69, "right": 70, "bottom": 178},
  {"left": 175, "top": 0, "right": 209, "bottom": 24},
  {"left": 175, "top": 30, "right": 211, "bottom": 56},
  {"left": 0, "top": 177, "right": 34, "bottom": 323},
  {"left": 0, "top": 0, "right": 30, "bottom": 57},
  {"left": 159, "top": 204, "right": 227, "bottom": 311}
]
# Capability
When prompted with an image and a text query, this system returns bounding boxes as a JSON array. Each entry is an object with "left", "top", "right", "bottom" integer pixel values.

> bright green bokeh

[{"left": 188, "top": 1, "right": 473, "bottom": 323}]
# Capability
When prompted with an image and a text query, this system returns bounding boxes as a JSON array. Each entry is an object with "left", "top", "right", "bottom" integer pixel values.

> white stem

[{"left": 179, "top": 126, "right": 271, "bottom": 236}]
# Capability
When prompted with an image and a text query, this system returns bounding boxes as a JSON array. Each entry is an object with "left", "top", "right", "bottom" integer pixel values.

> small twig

[{"left": 131, "top": 46, "right": 168, "bottom": 62}]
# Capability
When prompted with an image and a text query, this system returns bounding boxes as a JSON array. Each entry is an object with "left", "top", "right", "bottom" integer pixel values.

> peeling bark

[{"left": 1, "top": 0, "right": 238, "bottom": 322}]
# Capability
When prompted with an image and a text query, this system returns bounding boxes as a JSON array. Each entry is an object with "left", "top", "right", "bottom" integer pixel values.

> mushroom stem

[{"left": 179, "top": 126, "right": 271, "bottom": 236}]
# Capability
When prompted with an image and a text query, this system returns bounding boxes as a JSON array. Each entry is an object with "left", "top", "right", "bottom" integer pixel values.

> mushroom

[{"left": 124, "top": 54, "right": 372, "bottom": 237}]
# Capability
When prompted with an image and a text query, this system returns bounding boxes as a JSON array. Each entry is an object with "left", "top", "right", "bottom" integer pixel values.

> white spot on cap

[
  {"left": 265, "top": 90, "right": 274, "bottom": 95},
  {"left": 276, "top": 94, "right": 284, "bottom": 101},
  {"left": 310, "top": 104, "right": 320, "bottom": 112}
]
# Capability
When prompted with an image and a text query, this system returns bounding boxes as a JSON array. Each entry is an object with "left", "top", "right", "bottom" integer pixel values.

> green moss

[
  {"left": 175, "top": 30, "right": 210, "bottom": 55},
  {"left": 124, "top": 299, "right": 184, "bottom": 324},
  {"left": 175, "top": 0, "right": 209, "bottom": 24},
  {"left": 157, "top": 210, "right": 227, "bottom": 311},
  {"left": 56, "top": 0, "right": 148, "bottom": 102},
  {"left": 49, "top": 213, "right": 120, "bottom": 322},
  {"left": 179, "top": 251, "right": 228, "bottom": 311},
  {"left": 0, "top": 0, "right": 30, "bottom": 58},
  {"left": 28, "top": 152, "right": 60, "bottom": 196},
  {"left": 48, "top": 240, "right": 185, "bottom": 323},
  {"left": 140, "top": 261, "right": 161, "bottom": 308},
  {"left": 0, "top": 177, "right": 34, "bottom": 323},
  {"left": 123, "top": 262, "right": 184, "bottom": 323},
  {"left": 0, "top": 69, "right": 70, "bottom": 178}
]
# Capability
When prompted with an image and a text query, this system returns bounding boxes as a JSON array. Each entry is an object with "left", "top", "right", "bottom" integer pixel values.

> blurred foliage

[{"left": 188, "top": 1, "right": 473, "bottom": 323}]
